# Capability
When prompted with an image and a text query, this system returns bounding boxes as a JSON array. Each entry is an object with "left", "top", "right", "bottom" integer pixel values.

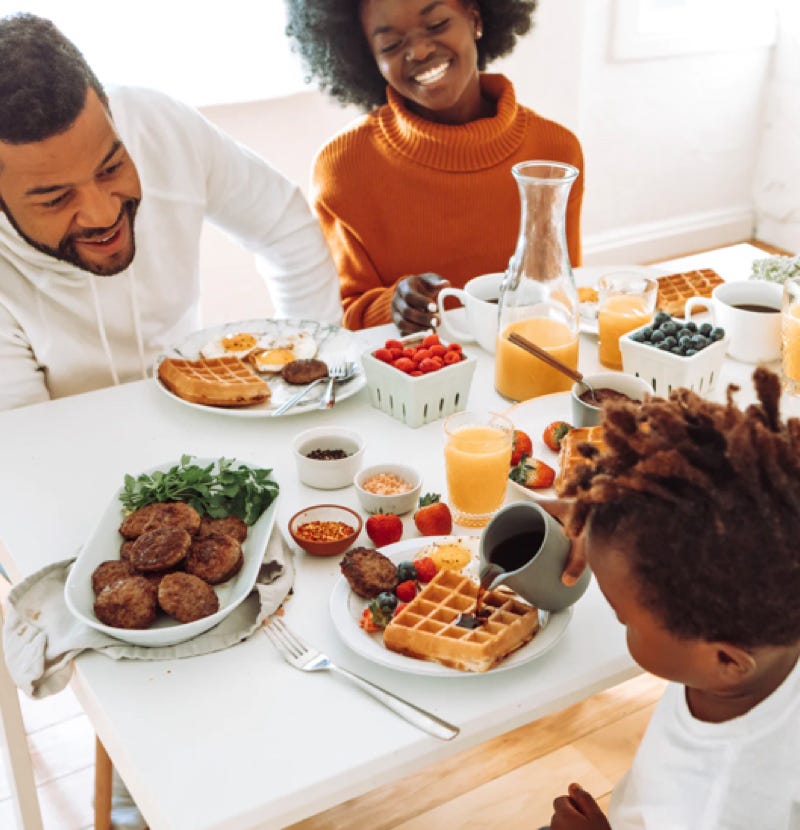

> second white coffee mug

[
  {"left": 437, "top": 272, "right": 504, "bottom": 353},
  {"left": 684, "top": 280, "right": 782, "bottom": 364}
]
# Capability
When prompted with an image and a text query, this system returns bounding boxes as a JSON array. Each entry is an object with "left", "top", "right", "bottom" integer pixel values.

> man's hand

[
  {"left": 391, "top": 273, "right": 451, "bottom": 335},
  {"left": 539, "top": 499, "right": 588, "bottom": 586},
  {"left": 550, "top": 783, "right": 611, "bottom": 829}
]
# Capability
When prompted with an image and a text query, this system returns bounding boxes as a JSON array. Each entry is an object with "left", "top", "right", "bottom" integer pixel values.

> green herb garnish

[{"left": 120, "top": 455, "right": 279, "bottom": 525}]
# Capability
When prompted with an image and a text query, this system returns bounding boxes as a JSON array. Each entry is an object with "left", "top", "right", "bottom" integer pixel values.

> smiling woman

[{"left": 284, "top": 0, "right": 584, "bottom": 334}]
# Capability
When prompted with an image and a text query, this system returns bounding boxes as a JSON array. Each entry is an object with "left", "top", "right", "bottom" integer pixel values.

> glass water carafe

[{"left": 494, "top": 161, "right": 580, "bottom": 402}]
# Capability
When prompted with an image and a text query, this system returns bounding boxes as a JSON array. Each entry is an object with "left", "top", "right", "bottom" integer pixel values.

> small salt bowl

[
  {"left": 292, "top": 427, "right": 365, "bottom": 490},
  {"left": 288, "top": 504, "right": 363, "bottom": 556},
  {"left": 353, "top": 463, "right": 422, "bottom": 516}
]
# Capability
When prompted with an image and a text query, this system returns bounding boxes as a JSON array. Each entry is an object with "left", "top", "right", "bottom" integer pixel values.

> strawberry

[
  {"left": 414, "top": 493, "right": 453, "bottom": 536},
  {"left": 393, "top": 602, "right": 408, "bottom": 617},
  {"left": 509, "top": 457, "right": 556, "bottom": 490},
  {"left": 365, "top": 513, "right": 403, "bottom": 546},
  {"left": 510, "top": 429, "right": 533, "bottom": 465},
  {"left": 395, "top": 580, "right": 417, "bottom": 602},
  {"left": 413, "top": 556, "right": 437, "bottom": 583},
  {"left": 542, "top": 421, "right": 573, "bottom": 452}
]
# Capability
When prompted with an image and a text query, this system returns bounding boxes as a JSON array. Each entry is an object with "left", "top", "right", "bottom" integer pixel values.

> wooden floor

[{"left": 0, "top": 239, "right": 791, "bottom": 829}]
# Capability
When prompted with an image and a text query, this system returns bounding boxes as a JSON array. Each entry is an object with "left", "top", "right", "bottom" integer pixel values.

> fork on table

[{"left": 263, "top": 617, "right": 459, "bottom": 741}]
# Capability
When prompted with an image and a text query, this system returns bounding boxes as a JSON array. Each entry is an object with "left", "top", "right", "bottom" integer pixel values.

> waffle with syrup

[
  {"left": 382, "top": 569, "right": 539, "bottom": 672},
  {"left": 554, "top": 425, "right": 607, "bottom": 496},
  {"left": 157, "top": 356, "right": 270, "bottom": 407},
  {"left": 656, "top": 268, "right": 724, "bottom": 317}
]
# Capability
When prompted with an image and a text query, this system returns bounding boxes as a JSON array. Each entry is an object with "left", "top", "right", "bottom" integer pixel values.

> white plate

[
  {"left": 64, "top": 458, "right": 279, "bottom": 646},
  {"left": 154, "top": 318, "right": 366, "bottom": 418},
  {"left": 504, "top": 392, "right": 573, "bottom": 502},
  {"left": 574, "top": 265, "right": 669, "bottom": 336},
  {"left": 329, "top": 536, "right": 572, "bottom": 677}
]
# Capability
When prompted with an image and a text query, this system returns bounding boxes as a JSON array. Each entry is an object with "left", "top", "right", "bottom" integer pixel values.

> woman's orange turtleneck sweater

[{"left": 311, "top": 74, "right": 584, "bottom": 331}]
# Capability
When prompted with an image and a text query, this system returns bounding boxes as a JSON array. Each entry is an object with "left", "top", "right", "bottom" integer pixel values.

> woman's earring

[{"left": 475, "top": 26, "right": 483, "bottom": 40}]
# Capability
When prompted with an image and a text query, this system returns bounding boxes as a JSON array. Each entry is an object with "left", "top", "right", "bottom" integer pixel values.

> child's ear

[{"left": 713, "top": 642, "right": 757, "bottom": 682}]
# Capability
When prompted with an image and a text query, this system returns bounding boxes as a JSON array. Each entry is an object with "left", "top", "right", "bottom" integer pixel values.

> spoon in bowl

[{"left": 507, "top": 331, "right": 597, "bottom": 403}]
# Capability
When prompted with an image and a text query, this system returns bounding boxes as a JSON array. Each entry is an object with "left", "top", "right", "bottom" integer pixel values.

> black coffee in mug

[{"left": 732, "top": 303, "right": 779, "bottom": 313}]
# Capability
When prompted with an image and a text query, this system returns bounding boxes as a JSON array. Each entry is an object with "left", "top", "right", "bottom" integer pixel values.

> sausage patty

[
  {"left": 197, "top": 515, "right": 248, "bottom": 543},
  {"left": 94, "top": 576, "right": 158, "bottom": 629},
  {"left": 185, "top": 532, "right": 243, "bottom": 584},
  {"left": 158, "top": 572, "right": 220, "bottom": 623},
  {"left": 340, "top": 546, "right": 398, "bottom": 599},
  {"left": 91, "top": 560, "right": 135, "bottom": 595},
  {"left": 129, "top": 527, "right": 191, "bottom": 572},
  {"left": 119, "top": 501, "right": 201, "bottom": 539},
  {"left": 281, "top": 358, "right": 328, "bottom": 385}
]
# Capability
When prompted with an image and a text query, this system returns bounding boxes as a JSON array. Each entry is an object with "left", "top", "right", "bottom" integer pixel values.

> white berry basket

[
  {"left": 619, "top": 321, "right": 729, "bottom": 397},
  {"left": 361, "top": 348, "right": 476, "bottom": 428}
]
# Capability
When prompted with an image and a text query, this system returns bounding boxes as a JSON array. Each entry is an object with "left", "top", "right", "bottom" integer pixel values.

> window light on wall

[{"left": 0, "top": 1, "right": 309, "bottom": 106}]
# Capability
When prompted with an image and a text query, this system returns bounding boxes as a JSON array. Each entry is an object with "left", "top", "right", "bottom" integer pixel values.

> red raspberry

[
  {"left": 419, "top": 358, "right": 438, "bottom": 373},
  {"left": 443, "top": 350, "right": 462, "bottom": 365},
  {"left": 414, "top": 556, "right": 437, "bottom": 583},
  {"left": 393, "top": 357, "right": 415, "bottom": 373},
  {"left": 422, "top": 334, "right": 440, "bottom": 348},
  {"left": 385, "top": 339, "right": 403, "bottom": 350},
  {"left": 395, "top": 580, "right": 417, "bottom": 602},
  {"left": 373, "top": 348, "right": 393, "bottom": 363}
]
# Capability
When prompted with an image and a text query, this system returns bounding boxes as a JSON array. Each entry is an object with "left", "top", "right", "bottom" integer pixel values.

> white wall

[
  {"left": 197, "top": 0, "right": 776, "bottom": 324},
  {"left": 753, "top": 4, "right": 800, "bottom": 252}
]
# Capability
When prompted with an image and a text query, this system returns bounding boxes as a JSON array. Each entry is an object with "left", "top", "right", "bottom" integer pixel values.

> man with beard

[{"left": 0, "top": 13, "right": 342, "bottom": 410}]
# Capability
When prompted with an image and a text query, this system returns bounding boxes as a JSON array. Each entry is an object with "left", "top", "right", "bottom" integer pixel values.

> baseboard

[{"left": 583, "top": 206, "right": 756, "bottom": 265}]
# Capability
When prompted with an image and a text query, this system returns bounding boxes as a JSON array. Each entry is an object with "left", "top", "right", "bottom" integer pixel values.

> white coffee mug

[
  {"left": 437, "top": 272, "right": 504, "bottom": 353},
  {"left": 684, "top": 280, "right": 782, "bottom": 363}
]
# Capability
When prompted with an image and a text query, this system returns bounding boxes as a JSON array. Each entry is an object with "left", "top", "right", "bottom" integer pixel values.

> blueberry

[
  {"left": 711, "top": 327, "right": 725, "bottom": 341},
  {"left": 663, "top": 336, "right": 677, "bottom": 348},
  {"left": 678, "top": 335, "right": 692, "bottom": 347},
  {"left": 650, "top": 329, "right": 666, "bottom": 343},
  {"left": 686, "top": 348, "right": 697, "bottom": 356},
  {"left": 661, "top": 322, "right": 678, "bottom": 335},
  {"left": 654, "top": 312, "right": 671, "bottom": 327},
  {"left": 658, "top": 342, "right": 672, "bottom": 351},
  {"left": 678, "top": 328, "right": 692, "bottom": 339},
  {"left": 691, "top": 335, "right": 709, "bottom": 349},
  {"left": 396, "top": 561, "right": 417, "bottom": 582},
  {"left": 699, "top": 322, "right": 713, "bottom": 336},
  {"left": 671, "top": 346, "right": 683, "bottom": 355},
  {"left": 685, "top": 321, "right": 698, "bottom": 332},
  {"left": 640, "top": 327, "right": 654, "bottom": 341},
  {"left": 377, "top": 591, "right": 398, "bottom": 612},
  {"left": 631, "top": 330, "right": 647, "bottom": 342}
]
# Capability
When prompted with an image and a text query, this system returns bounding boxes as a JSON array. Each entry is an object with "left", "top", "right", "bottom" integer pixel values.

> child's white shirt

[{"left": 609, "top": 657, "right": 800, "bottom": 829}]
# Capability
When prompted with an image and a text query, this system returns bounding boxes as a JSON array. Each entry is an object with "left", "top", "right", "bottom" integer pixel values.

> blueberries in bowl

[{"left": 630, "top": 312, "right": 724, "bottom": 357}]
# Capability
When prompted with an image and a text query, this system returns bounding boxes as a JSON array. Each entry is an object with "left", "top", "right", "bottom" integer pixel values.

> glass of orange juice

[
  {"left": 781, "top": 277, "right": 800, "bottom": 394},
  {"left": 443, "top": 411, "right": 513, "bottom": 528},
  {"left": 597, "top": 273, "right": 658, "bottom": 369}
]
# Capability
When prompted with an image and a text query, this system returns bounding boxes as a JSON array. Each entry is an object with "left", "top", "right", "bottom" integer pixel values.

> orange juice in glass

[
  {"left": 443, "top": 411, "right": 513, "bottom": 527},
  {"left": 782, "top": 277, "right": 800, "bottom": 394},
  {"left": 495, "top": 317, "right": 578, "bottom": 401},
  {"left": 597, "top": 273, "right": 657, "bottom": 370}
]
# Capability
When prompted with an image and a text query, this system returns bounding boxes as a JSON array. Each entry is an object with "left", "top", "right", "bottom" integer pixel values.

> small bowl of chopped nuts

[
  {"left": 292, "top": 427, "right": 365, "bottom": 490},
  {"left": 354, "top": 463, "right": 422, "bottom": 516},
  {"left": 288, "top": 504, "right": 363, "bottom": 556}
]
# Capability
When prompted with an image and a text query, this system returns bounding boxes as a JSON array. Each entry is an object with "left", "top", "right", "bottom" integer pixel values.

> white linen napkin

[{"left": 2, "top": 526, "right": 293, "bottom": 699}]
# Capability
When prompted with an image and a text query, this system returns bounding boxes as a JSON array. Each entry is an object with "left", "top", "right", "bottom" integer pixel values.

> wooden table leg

[{"left": 94, "top": 737, "right": 112, "bottom": 830}]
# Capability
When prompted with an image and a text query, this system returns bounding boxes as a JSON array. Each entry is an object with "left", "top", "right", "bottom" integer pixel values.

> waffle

[
  {"left": 383, "top": 569, "right": 539, "bottom": 672},
  {"left": 554, "top": 426, "right": 607, "bottom": 495},
  {"left": 656, "top": 268, "right": 724, "bottom": 317},
  {"left": 157, "top": 356, "right": 270, "bottom": 407}
]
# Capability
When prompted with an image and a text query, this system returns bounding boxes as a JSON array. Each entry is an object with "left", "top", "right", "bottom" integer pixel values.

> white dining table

[{"left": 0, "top": 243, "right": 788, "bottom": 830}]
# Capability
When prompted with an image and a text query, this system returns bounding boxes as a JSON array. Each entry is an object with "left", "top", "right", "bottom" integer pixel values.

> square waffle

[
  {"left": 554, "top": 426, "right": 607, "bottom": 496},
  {"left": 157, "top": 356, "right": 270, "bottom": 407},
  {"left": 383, "top": 569, "right": 539, "bottom": 672},
  {"left": 656, "top": 268, "right": 724, "bottom": 317}
]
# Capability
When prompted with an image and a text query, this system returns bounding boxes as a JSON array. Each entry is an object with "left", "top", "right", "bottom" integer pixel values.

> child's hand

[{"left": 549, "top": 783, "right": 611, "bottom": 829}]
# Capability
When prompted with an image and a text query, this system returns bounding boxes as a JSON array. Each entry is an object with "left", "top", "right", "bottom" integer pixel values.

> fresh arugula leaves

[{"left": 120, "top": 455, "right": 279, "bottom": 525}]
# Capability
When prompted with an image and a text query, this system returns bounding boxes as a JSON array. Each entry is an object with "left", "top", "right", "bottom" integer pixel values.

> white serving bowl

[
  {"left": 570, "top": 372, "right": 655, "bottom": 427},
  {"left": 353, "top": 463, "right": 422, "bottom": 516},
  {"left": 292, "top": 427, "right": 365, "bottom": 490}
]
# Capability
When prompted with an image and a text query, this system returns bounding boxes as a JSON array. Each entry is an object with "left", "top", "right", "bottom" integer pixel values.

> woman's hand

[
  {"left": 549, "top": 783, "right": 611, "bottom": 829},
  {"left": 539, "top": 499, "right": 588, "bottom": 586},
  {"left": 391, "top": 273, "right": 451, "bottom": 335}
]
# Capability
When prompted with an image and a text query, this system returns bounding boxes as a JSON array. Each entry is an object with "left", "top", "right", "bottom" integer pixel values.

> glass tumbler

[{"left": 597, "top": 272, "right": 658, "bottom": 370}]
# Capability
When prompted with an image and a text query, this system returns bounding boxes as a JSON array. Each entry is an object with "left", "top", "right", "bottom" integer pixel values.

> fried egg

[
  {"left": 199, "top": 332, "right": 260, "bottom": 360},
  {"left": 416, "top": 538, "right": 474, "bottom": 575},
  {"left": 248, "top": 331, "right": 318, "bottom": 373}
]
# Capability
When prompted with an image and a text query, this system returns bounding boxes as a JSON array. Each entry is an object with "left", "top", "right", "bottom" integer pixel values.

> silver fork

[
  {"left": 263, "top": 617, "right": 459, "bottom": 741},
  {"left": 318, "top": 362, "right": 349, "bottom": 409}
]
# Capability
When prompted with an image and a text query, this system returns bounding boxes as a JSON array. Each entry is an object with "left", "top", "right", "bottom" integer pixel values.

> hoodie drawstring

[{"left": 88, "top": 269, "right": 148, "bottom": 386}]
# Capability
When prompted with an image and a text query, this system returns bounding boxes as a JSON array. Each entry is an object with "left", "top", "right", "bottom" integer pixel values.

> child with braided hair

[{"left": 545, "top": 367, "right": 800, "bottom": 830}]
